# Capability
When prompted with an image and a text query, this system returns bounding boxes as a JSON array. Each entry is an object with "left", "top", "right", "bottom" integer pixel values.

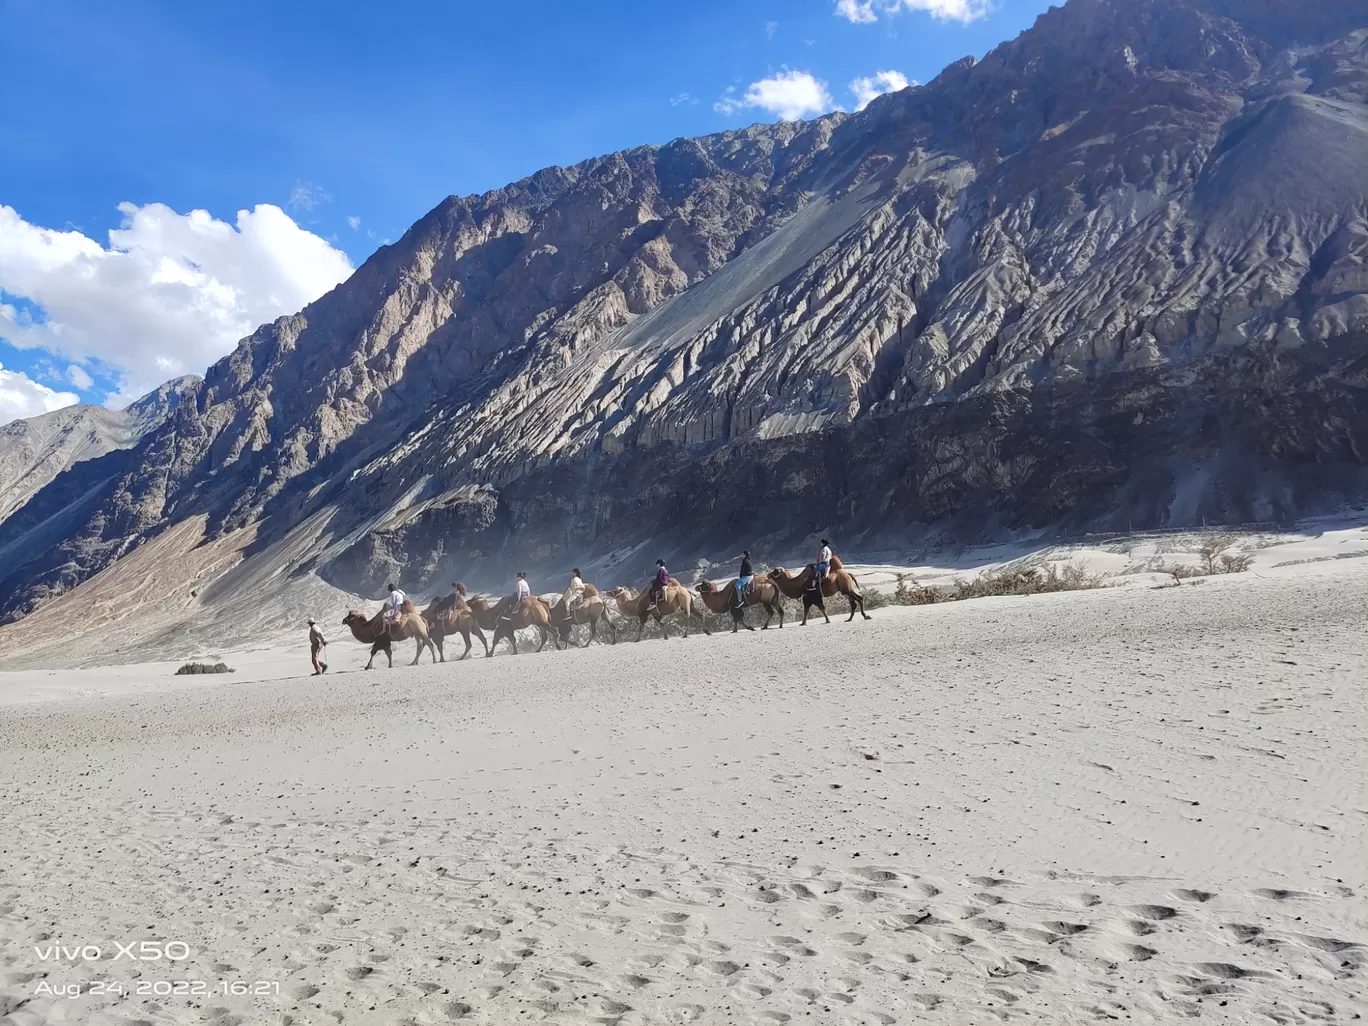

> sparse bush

[
  {"left": 1161, "top": 539, "right": 1254, "bottom": 581},
  {"left": 175, "top": 662, "right": 235, "bottom": 675},
  {"left": 862, "top": 588, "right": 891, "bottom": 610},
  {"left": 893, "top": 573, "right": 942, "bottom": 605},
  {"left": 947, "top": 562, "right": 1100, "bottom": 601}
]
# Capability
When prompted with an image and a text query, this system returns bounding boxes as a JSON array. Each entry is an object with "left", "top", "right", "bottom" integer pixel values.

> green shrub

[{"left": 174, "top": 661, "right": 235, "bottom": 675}]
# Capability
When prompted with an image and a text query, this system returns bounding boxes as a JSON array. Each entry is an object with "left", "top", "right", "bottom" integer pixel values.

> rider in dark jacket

[{"left": 735, "top": 551, "right": 754, "bottom": 608}]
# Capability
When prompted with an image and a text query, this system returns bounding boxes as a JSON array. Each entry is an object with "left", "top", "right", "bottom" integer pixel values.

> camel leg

[
  {"left": 364, "top": 643, "right": 377, "bottom": 670},
  {"left": 458, "top": 627, "right": 472, "bottom": 660},
  {"left": 605, "top": 612, "right": 617, "bottom": 644},
  {"left": 585, "top": 619, "right": 595, "bottom": 648},
  {"left": 433, "top": 632, "right": 446, "bottom": 662},
  {"left": 536, "top": 625, "right": 549, "bottom": 653},
  {"left": 409, "top": 637, "right": 424, "bottom": 666},
  {"left": 385, "top": 642, "right": 393, "bottom": 668},
  {"left": 636, "top": 613, "right": 647, "bottom": 641},
  {"left": 656, "top": 613, "right": 669, "bottom": 640},
  {"left": 472, "top": 623, "right": 488, "bottom": 657}
]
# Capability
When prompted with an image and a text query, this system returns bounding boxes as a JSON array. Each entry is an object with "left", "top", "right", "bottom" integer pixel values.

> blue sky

[{"left": 0, "top": 0, "right": 1055, "bottom": 421}]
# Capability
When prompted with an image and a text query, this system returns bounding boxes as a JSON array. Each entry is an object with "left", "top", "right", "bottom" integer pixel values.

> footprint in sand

[
  {"left": 1173, "top": 888, "right": 1215, "bottom": 903},
  {"left": 1127, "top": 904, "right": 1178, "bottom": 921}
]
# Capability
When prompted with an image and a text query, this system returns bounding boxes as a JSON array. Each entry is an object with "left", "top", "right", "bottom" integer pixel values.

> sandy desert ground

[{"left": 0, "top": 540, "right": 1365, "bottom": 1025}]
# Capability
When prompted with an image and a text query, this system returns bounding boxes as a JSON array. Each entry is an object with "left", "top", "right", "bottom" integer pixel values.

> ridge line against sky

[{"left": 0, "top": 0, "right": 1054, "bottom": 425}]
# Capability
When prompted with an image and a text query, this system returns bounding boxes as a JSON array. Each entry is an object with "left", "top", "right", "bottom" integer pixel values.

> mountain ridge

[{"left": 0, "top": 0, "right": 1364, "bottom": 639}]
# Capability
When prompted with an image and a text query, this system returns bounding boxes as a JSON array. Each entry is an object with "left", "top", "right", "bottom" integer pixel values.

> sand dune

[{"left": 1, "top": 555, "right": 1364, "bottom": 1024}]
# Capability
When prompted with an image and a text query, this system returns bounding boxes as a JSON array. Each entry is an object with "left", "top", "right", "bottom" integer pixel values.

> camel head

[
  {"left": 767, "top": 567, "right": 792, "bottom": 580},
  {"left": 608, "top": 586, "right": 634, "bottom": 601},
  {"left": 697, "top": 580, "right": 717, "bottom": 594},
  {"left": 342, "top": 610, "right": 365, "bottom": 625}
]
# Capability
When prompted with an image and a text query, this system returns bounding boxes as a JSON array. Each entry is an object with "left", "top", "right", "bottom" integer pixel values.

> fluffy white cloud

[
  {"left": 0, "top": 202, "right": 354, "bottom": 401},
  {"left": 346, "top": 215, "right": 362, "bottom": 230},
  {"left": 851, "top": 70, "right": 913, "bottom": 110},
  {"left": 837, "top": 0, "right": 990, "bottom": 24},
  {"left": 715, "top": 70, "right": 836, "bottom": 122},
  {"left": 0, "top": 362, "right": 79, "bottom": 426},
  {"left": 66, "top": 364, "right": 94, "bottom": 389}
]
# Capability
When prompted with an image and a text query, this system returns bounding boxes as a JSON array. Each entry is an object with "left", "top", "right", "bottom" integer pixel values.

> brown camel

[
  {"left": 608, "top": 582, "right": 710, "bottom": 641},
  {"left": 420, "top": 593, "right": 489, "bottom": 660},
  {"left": 341, "top": 603, "right": 438, "bottom": 669},
  {"left": 696, "top": 578, "right": 784, "bottom": 632},
  {"left": 466, "top": 595, "right": 554, "bottom": 655},
  {"left": 768, "top": 563, "right": 870, "bottom": 625},
  {"left": 548, "top": 584, "right": 617, "bottom": 648}
]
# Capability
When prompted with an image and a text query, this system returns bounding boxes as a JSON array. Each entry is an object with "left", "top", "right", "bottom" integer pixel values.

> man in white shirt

[
  {"left": 816, "top": 540, "right": 833, "bottom": 588},
  {"left": 562, "top": 568, "right": 585, "bottom": 614},
  {"left": 384, "top": 580, "right": 407, "bottom": 635}
]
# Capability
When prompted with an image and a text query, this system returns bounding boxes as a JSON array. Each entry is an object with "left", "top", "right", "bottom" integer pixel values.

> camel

[
  {"left": 420, "top": 593, "right": 489, "bottom": 660},
  {"left": 341, "top": 603, "right": 438, "bottom": 669},
  {"left": 466, "top": 594, "right": 555, "bottom": 655},
  {"left": 695, "top": 577, "right": 784, "bottom": 632},
  {"left": 608, "top": 581, "right": 710, "bottom": 641},
  {"left": 547, "top": 584, "right": 617, "bottom": 648},
  {"left": 768, "top": 563, "right": 871, "bottom": 625}
]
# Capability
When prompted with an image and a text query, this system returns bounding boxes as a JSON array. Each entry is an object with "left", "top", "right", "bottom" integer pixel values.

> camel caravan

[{"left": 335, "top": 541, "right": 869, "bottom": 669}]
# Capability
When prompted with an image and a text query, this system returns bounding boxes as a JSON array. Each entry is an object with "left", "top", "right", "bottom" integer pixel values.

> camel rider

[
  {"left": 735, "top": 550, "right": 754, "bottom": 609},
  {"left": 502, "top": 572, "right": 530, "bottom": 621},
  {"left": 449, "top": 581, "right": 470, "bottom": 611},
  {"left": 815, "top": 539, "right": 833, "bottom": 589},
  {"left": 562, "top": 568, "right": 585, "bottom": 615},
  {"left": 649, "top": 559, "right": 669, "bottom": 610},
  {"left": 383, "top": 581, "right": 406, "bottom": 635}
]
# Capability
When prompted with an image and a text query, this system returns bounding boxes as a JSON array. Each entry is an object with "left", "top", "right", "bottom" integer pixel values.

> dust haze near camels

[{"left": 0, "top": 0, "right": 1367, "bottom": 1023}]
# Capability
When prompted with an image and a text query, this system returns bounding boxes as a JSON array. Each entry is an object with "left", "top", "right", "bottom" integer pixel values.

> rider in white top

[
  {"left": 562, "top": 569, "right": 585, "bottom": 612},
  {"left": 516, "top": 574, "right": 531, "bottom": 600},
  {"left": 384, "top": 581, "right": 406, "bottom": 633},
  {"left": 816, "top": 540, "right": 833, "bottom": 587}
]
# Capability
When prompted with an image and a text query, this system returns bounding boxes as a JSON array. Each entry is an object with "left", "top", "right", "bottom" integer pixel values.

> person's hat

[
  {"left": 656, "top": 559, "right": 665, "bottom": 566},
  {"left": 742, "top": 549, "right": 750, "bottom": 556},
  {"left": 307, "top": 618, "right": 316, "bottom": 625}
]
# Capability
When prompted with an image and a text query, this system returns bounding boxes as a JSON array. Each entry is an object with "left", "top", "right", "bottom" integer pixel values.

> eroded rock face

[{"left": 1, "top": 0, "right": 1366, "bottom": 619}]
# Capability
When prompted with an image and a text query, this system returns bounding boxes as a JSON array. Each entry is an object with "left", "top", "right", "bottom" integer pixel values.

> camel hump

[
  {"left": 400, "top": 598, "right": 417, "bottom": 614},
  {"left": 829, "top": 554, "right": 845, "bottom": 572},
  {"left": 581, "top": 583, "right": 599, "bottom": 599}
]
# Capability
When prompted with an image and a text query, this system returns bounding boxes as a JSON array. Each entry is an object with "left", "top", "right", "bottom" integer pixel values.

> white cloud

[
  {"left": 0, "top": 362, "right": 79, "bottom": 426},
  {"left": 67, "top": 364, "right": 94, "bottom": 389},
  {"left": 765, "top": 20, "right": 778, "bottom": 39},
  {"left": 289, "top": 181, "right": 331, "bottom": 212},
  {"left": 714, "top": 70, "right": 836, "bottom": 122},
  {"left": 670, "top": 92, "right": 697, "bottom": 106},
  {"left": 836, "top": 0, "right": 990, "bottom": 24},
  {"left": 346, "top": 215, "right": 361, "bottom": 230},
  {"left": 851, "top": 69, "right": 913, "bottom": 110},
  {"left": 0, "top": 202, "right": 355, "bottom": 400}
]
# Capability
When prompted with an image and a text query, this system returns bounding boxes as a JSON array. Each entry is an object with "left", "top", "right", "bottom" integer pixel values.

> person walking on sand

[{"left": 307, "top": 619, "right": 328, "bottom": 675}]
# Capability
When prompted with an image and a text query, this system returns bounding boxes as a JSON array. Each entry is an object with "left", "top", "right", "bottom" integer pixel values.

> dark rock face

[{"left": 0, "top": 0, "right": 1365, "bottom": 618}]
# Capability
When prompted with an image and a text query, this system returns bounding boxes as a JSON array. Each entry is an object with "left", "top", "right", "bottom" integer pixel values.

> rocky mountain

[
  {"left": 0, "top": 0, "right": 1365, "bottom": 635},
  {"left": 0, "top": 376, "right": 197, "bottom": 522}
]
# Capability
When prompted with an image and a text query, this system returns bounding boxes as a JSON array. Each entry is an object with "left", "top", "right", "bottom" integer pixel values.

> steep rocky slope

[
  {"left": 0, "top": 0, "right": 1365, "bottom": 629},
  {"left": 0, "top": 377, "right": 196, "bottom": 522}
]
